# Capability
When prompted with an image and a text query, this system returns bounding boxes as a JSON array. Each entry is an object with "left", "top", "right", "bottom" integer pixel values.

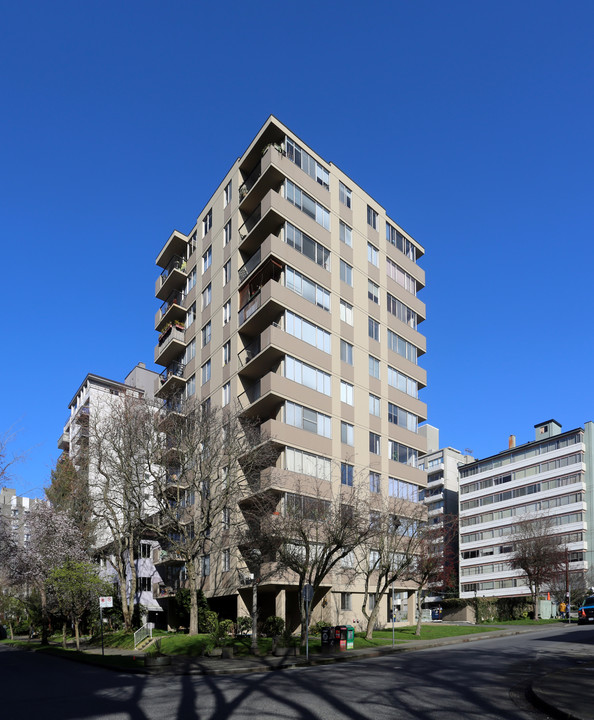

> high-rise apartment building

[
  {"left": 154, "top": 116, "right": 427, "bottom": 627},
  {"left": 0, "top": 488, "right": 41, "bottom": 547},
  {"left": 459, "top": 420, "right": 594, "bottom": 600}
]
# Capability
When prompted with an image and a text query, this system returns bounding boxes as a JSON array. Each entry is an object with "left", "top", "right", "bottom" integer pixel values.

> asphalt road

[{"left": 3, "top": 625, "right": 594, "bottom": 719}]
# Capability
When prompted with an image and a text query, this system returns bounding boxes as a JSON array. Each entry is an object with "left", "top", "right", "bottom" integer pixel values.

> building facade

[
  {"left": 154, "top": 116, "right": 428, "bottom": 628},
  {"left": 0, "top": 488, "right": 41, "bottom": 547},
  {"left": 459, "top": 420, "right": 593, "bottom": 600}
]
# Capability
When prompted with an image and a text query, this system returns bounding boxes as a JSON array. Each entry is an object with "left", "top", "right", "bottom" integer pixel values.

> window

[
  {"left": 285, "top": 311, "right": 331, "bottom": 354},
  {"left": 286, "top": 137, "right": 330, "bottom": 188},
  {"left": 387, "top": 293, "right": 417, "bottom": 329},
  {"left": 339, "top": 182, "right": 352, "bottom": 209},
  {"left": 340, "top": 340, "right": 353, "bottom": 365},
  {"left": 341, "top": 462, "right": 354, "bottom": 486},
  {"left": 340, "top": 380, "right": 353, "bottom": 405},
  {"left": 223, "top": 300, "right": 231, "bottom": 325},
  {"left": 223, "top": 259, "right": 231, "bottom": 285},
  {"left": 369, "top": 472, "right": 380, "bottom": 493},
  {"left": 368, "top": 280, "right": 379, "bottom": 304},
  {"left": 389, "top": 477, "right": 419, "bottom": 502},
  {"left": 340, "top": 260, "right": 353, "bottom": 286},
  {"left": 184, "top": 338, "right": 196, "bottom": 364},
  {"left": 202, "top": 246, "right": 212, "bottom": 272},
  {"left": 387, "top": 223, "right": 417, "bottom": 262},
  {"left": 285, "top": 447, "right": 331, "bottom": 482},
  {"left": 368, "top": 317, "right": 380, "bottom": 341},
  {"left": 201, "top": 321, "right": 211, "bottom": 347},
  {"left": 186, "top": 266, "right": 197, "bottom": 293},
  {"left": 369, "top": 355, "right": 380, "bottom": 379},
  {"left": 367, "top": 205, "right": 378, "bottom": 230},
  {"left": 388, "top": 440, "right": 418, "bottom": 467},
  {"left": 369, "top": 550, "right": 380, "bottom": 570},
  {"left": 341, "top": 552, "right": 354, "bottom": 569},
  {"left": 285, "top": 179, "right": 330, "bottom": 230},
  {"left": 223, "top": 220, "right": 231, "bottom": 246},
  {"left": 140, "top": 542, "right": 151, "bottom": 559},
  {"left": 202, "top": 554, "right": 210, "bottom": 576},
  {"left": 367, "top": 242, "right": 379, "bottom": 267},
  {"left": 186, "top": 374, "right": 196, "bottom": 398},
  {"left": 284, "top": 401, "right": 331, "bottom": 438},
  {"left": 386, "top": 257, "right": 416, "bottom": 295},
  {"left": 136, "top": 577, "right": 151, "bottom": 592},
  {"left": 369, "top": 432, "right": 381, "bottom": 454},
  {"left": 222, "top": 382, "right": 230, "bottom": 407},
  {"left": 222, "top": 549, "right": 230, "bottom": 572},
  {"left": 285, "top": 222, "right": 330, "bottom": 270},
  {"left": 185, "top": 302, "right": 196, "bottom": 329},
  {"left": 341, "top": 421, "right": 354, "bottom": 446},
  {"left": 340, "top": 299, "right": 353, "bottom": 325},
  {"left": 201, "top": 360, "right": 211, "bottom": 385},
  {"left": 285, "top": 266, "right": 330, "bottom": 311},
  {"left": 387, "top": 329, "right": 418, "bottom": 363},
  {"left": 341, "top": 592, "right": 352, "bottom": 610},
  {"left": 222, "top": 507, "right": 231, "bottom": 530},
  {"left": 202, "top": 283, "right": 211, "bottom": 309},
  {"left": 222, "top": 340, "right": 231, "bottom": 366},
  {"left": 387, "top": 366, "right": 418, "bottom": 398},
  {"left": 284, "top": 355, "right": 331, "bottom": 395},
  {"left": 339, "top": 221, "right": 352, "bottom": 247},
  {"left": 388, "top": 402, "right": 418, "bottom": 432},
  {"left": 224, "top": 180, "right": 232, "bottom": 208},
  {"left": 369, "top": 393, "right": 380, "bottom": 416},
  {"left": 203, "top": 209, "right": 212, "bottom": 237}
]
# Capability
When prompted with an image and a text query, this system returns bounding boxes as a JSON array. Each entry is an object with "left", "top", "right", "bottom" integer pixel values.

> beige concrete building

[{"left": 154, "top": 116, "right": 427, "bottom": 628}]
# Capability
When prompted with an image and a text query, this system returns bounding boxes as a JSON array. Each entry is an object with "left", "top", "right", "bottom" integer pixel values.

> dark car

[{"left": 577, "top": 596, "right": 594, "bottom": 625}]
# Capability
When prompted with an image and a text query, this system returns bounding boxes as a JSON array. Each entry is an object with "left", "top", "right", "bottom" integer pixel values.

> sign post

[
  {"left": 303, "top": 584, "right": 314, "bottom": 661},
  {"left": 99, "top": 596, "right": 113, "bottom": 656}
]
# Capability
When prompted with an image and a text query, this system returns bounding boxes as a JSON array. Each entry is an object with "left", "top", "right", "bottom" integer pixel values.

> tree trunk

[
  {"left": 117, "top": 562, "right": 132, "bottom": 631},
  {"left": 250, "top": 582, "right": 258, "bottom": 654},
  {"left": 188, "top": 563, "right": 199, "bottom": 635},
  {"left": 415, "top": 591, "right": 423, "bottom": 637},
  {"left": 74, "top": 619, "right": 80, "bottom": 651},
  {"left": 62, "top": 621, "right": 67, "bottom": 649},
  {"left": 8, "top": 622, "right": 13, "bottom": 640},
  {"left": 40, "top": 586, "right": 49, "bottom": 645},
  {"left": 365, "top": 600, "right": 382, "bottom": 640}
]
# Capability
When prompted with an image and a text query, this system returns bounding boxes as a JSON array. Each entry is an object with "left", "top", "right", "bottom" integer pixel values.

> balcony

[
  {"left": 237, "top": 373, "right": 287, "bottom": 420},
  {"left": 75, "top": 406, "right": 90, "bottom": 425},
  {"left": 156, "top": 230, "right": 188, "bottom": 270},
  {"left": 57, "top": 432, "right": 70, "bottom": 451},
  {"left": 155, "top": 324, "right": 185, "bottom": 367},
  {"left": 238, "top": 247, "right": 262, "bottom": 284},
  {"left": 154, "top": 549, "right": 185, "bottom": 567},
  {"left": 238, "top": 144, "right": 286, "bottom": 215},
  {"left": 238, "top": 324, "right": 285, "bottom": 380},
  {"left": 155, "top": 291, "right": 186, "bottom": 331},
  {"left": 155, "top": 255, "right": 187, "bottom": 301},
  {"left": 238, "top": 190, "right": 286, "bottom": 255},
  {"left": 155, "top": 361, "right": 187, "bottom": 398}
]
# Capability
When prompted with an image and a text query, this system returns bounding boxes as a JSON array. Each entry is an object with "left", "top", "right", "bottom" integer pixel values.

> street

[{"left": 2, "top": 625, "right": 593, "bottom": 719}]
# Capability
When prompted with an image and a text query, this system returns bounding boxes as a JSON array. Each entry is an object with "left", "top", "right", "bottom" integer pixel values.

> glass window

[
  {"left": 369, "top": 472, "right": 380, "bottom": 493},
  {"left": 284, "top": 401, "right": 331, "bottom": 438},
  {"left": 386, "top": 223, "right": 417, "bottom": 262},
  {"left": 367, "top": 242, "right": 379, "bottom": 267},
  {"left": 369, "top": 432, "right": 381, "bottom": 454},
  {"left": 222, "top": 382, "right": 230, "bottom": 407},
  {"left": 387, "top": 293, "right": 417, "bottom": 329},
  {"left": 201, "top": 360, "right": 211, "bottom": 385},
  {"left": 202, "top": 246, "right": 212, "bottom": 273},
  {"left": 202, "top": 554, "right": 210, "bottom": 576},
  {"left": 224, "top": 180, "right": 232, "bottom": 208},
  {"left": 201, "top": 321, "right": 211, "bottom": 347},
  {"left": 340, "top": 300, "right": 353, "bottom": 325},
  {"left": 368, "top": 317, "right": 380, "bottom": 341},
  {"left": 285, "top": 179, "right": 330, "bottom": 230},
  {"left": 340, "top": 340, "right": 353, "bottom": 365},
  {"left": 368, "top": 280, "right": 379, "bottom": 304},
  {"left": 285, "top": 222, "right": 330, "bottom": 270},
  {"left": 285, "top": 447, "right": 331, "bottom": 482},
  {"left": 224, "top": 220, "right": 231, "bottom": 246},
  {"left": 341, "top": 462, "right": 354, "bottom": 486},
  {"left": 186, "top": 374, "right": 196, "bottom": 398},
  {"left": 223, "top": 300, "right": 231, "bottom": 325},
  {"left": 369, "top": 355, "right": 380, "bottom": 379},
  {"left": 339, "top": 221, "right": 352, "bottom": 247},
  {"left": 223, "top": 260, "right": 231, "bottom": 285},
  {"left": 341, "top": 592, "right": 352, "bottom": 610},
  {"left": 388, "top": 402, "right": 418, "bottom": 432},
  {"left": 369, "top": 394, "right": 380, "bottom": 416},
  {"left": 284, "top": 355, "right": 331, "bottom": 396},
  {"left": 202, "top": 283, "right": 211, "bottom": 309},
  {"left": 285, "top": 266, "right": 330, "bottom": 311},
  {"left": 340, "top": 381, "right": 354, "bottom": 405},
  {"left": 387, "top": 366, "right": 418, "bottom": 398},
  {"left": 387, "top": 329, "right": 418, "bottom": 364},
  {"left": 339, "top": 182, "right": 352, "bottom": 209},
  {"left": 203, "top": 210, "right": 212, "bottom": 237},
  {"left": 340, "top": 260, "right": 353, "bottom": 286},
  {"left": 367, "top": 206, "right": 378, "bottom": 230},
  {"left": 186, "top": 266, "right": 197, "bottom": 294},
  {"left": 222, "top": 549, "right": 230, "bottom": 572},
  {"left": 222, "top": 340, "right": 231, "bottom": 366},
  {"left": 341, "top": 422, "right": 354, "bottom": 446},
  {"left": 386, "top": 257, "right": 416, "bottom": 295},
  {"left": 285, "top": 311, "right": 331, "bottom": 354}
]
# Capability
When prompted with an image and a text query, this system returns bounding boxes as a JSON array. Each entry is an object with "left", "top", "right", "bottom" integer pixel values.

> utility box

[
  {"left": 320, "top": 626, "right": 334, "bottom": 654},
  {"left": 346, "top": 626, "right": 354, "bottom": 650},
  {"left": 336, "top": 625, "right": 347, "bottom": 651}
]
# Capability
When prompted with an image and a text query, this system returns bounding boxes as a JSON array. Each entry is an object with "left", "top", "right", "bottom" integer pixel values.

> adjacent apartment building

[
  {"left": 0, "top": 488, "right": 41, "bottom": 547},
  {"left": 459, "top": 420, "right": 594, "bottom": 599},
  {"left": 153, "top": 116, "right": 428, "bottom": 628}
]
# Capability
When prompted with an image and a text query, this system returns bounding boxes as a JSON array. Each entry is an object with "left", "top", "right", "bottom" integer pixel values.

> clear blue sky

[{"left": 2, "top": 1, "right": 593, "bottom": 498}]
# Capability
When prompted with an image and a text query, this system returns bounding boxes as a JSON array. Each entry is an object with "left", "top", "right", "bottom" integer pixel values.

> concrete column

[
  {"left": 407, "top": 590, "right": 416, "bottom": 625},
  {"left": 237, "top": 592, "right": 250, "bottom": 618},
  {"left": 275, "top": 588, "right": 286, "bottom": 621}
]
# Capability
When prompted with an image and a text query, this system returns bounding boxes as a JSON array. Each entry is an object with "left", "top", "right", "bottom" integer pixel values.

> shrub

[
  {"left": 211, "top": 618, "right": 234, "bottom": 647},
  {"left": 236, "top": 616, "right": 252, "bottom": 635},
  {"left": 262, "top": 616, "right": 285, "bottom": 638},
  {"left": 309, "top": 620, "right": 329, "bottom": 637}
]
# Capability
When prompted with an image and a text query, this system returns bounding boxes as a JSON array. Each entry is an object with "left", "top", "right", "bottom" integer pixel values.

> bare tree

[
  {"left": 357, "top": 498, "right": 426, "bottom": 640},
  {"left": 0, "top": 427, "right": 27, "bottom": 488},
  {"left": 509, "top": 514, "right": 565, "bottom": 620},
  {"left": 409, "top": 523, "right": 445, "bottom": 636}
]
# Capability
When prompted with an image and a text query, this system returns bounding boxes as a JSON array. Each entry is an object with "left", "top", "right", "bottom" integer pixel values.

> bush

[
  {"left": 210, "top": 618, "right": 234, "bottom": 647},
  {"left": 202, "top": 610, "right": 218, "bottom": 635},
  {"left": 309, "top": 620, "right": 329, "bottom": 637},
  {"left": 262, "top": 616, "right": 285, "bottom": 638},
  {"left": 236, "top": 616, "right": 252, "bottom": 635}
]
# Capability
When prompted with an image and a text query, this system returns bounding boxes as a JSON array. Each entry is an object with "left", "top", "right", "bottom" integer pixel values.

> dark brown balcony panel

[
  {"left": 156, "top": 230, "right": 188, "bottom": 270},
  {"left": 154, "top": 325, "right": 186, "bottom": 367},
  {"left": 155, "top": 255, "right": 188, "bottom": 301}
]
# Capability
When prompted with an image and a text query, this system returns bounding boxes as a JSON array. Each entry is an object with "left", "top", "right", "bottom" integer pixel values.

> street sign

[
  {"left": 303, "top": 584, "right": 314, "bottom": 602},
  {"left": 100, "top": 596, "right": 113, "bottom": 608}
]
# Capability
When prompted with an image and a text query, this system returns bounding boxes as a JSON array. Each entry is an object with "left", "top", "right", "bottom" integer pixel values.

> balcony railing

[
  {"left": 238, "top": 337, "right": 262, "bottom": 367},
  {"left": 238, "top": 380, "right": 262, "bottom": 409},
  {"left": 158, "top": 291, "right": 184, "bottom": 319},
  {"left": 239, "top": 161, "right": 262, "bottom": 201},
  {"left": 238, "top": 206, "right": 262, "bottom": 240},
  {"left": 159, "top": 361, "right": 186, "bottom": 384},
  {"left": 238, "top": 291, "right": 261, "bottom": 327},
  {"left": 238, "top": 247, "right": 261, "bottom": 283}
]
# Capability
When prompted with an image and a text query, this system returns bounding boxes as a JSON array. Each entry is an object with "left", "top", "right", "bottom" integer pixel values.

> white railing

[{"left": 134, "top": 623, "right": 153, "bottom": 649}]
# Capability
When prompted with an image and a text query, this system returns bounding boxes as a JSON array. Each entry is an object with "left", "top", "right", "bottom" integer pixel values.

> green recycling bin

[{"left": 346, "top": 625, "right": 354, "bottom": 650}]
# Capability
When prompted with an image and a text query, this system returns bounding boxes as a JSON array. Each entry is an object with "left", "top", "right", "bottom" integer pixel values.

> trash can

[
  {"left": 431, "top": 607, "right": 443, "bottom": 622},
  {"left": 336, "top": 625, "right": 347, "bottom": 651},
  {"left": 346, "top": 625, "right": 354, "bottom": 650},
  {"left": 320, "top": 626, "right": 334, "bottom": 654}
]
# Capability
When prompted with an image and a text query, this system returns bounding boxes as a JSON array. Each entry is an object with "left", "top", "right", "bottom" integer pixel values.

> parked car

[{"left": 577, "top": 596, "right": 594, "bottom": 625}]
